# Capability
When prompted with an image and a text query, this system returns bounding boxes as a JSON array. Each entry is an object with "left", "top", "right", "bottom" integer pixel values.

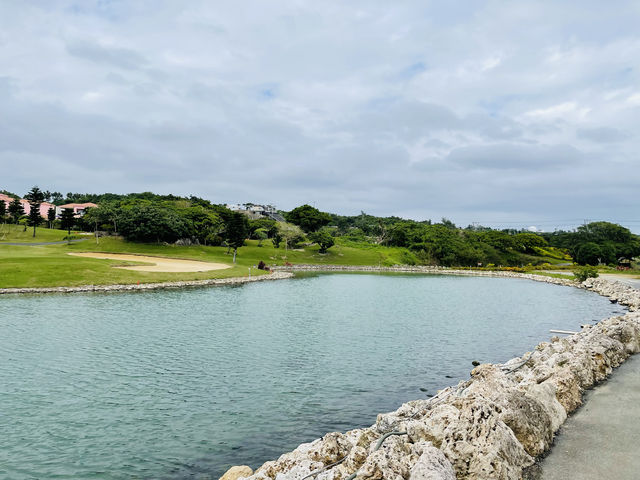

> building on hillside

[
  {"left": 226, "top": 203, "right": 285, "bottom": 222},
  {"left": 0, "top": 193, "right": 56, "bottom": 218},
  {"left": 0, "top": 193, "right": 14, "bottom": 212},
  {"left": 56, "top": 203, "right": 98, "bottom": 217}
]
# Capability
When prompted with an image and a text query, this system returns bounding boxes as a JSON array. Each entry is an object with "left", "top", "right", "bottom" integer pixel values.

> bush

[
  {"left": 574, "top": 265, "right": 599, "bottom": 282},
  {"left": 400, "top": 250, "right": 418, "bottom": 265}
]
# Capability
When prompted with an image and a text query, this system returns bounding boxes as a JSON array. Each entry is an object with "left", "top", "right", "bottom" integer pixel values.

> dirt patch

[{"left": 69, "top": 253, "right": 231, "bottom": 272}]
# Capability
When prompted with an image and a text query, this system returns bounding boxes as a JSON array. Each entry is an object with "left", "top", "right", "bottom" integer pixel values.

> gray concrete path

[
  {"left": 598, "top": 273, "right": 640, "bottom": 289},
  {"left": 529, "top": 354, "right": 640, "bottom": 479},
  {"left": 545, "top": 271, "right": 640, "bottom": 289}
]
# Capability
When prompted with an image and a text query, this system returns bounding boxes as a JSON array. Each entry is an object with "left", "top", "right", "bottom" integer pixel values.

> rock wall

[
  {"left": 223, "top": 275, "right": 640, "bottom": 480},
  {"left": 0, "top": 271, "right": 294, "bottom": 295}
]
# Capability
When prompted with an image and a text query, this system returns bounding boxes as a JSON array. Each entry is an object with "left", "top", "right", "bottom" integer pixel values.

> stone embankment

[
  {"left": 272, "top": 265, "right": 580, "bottom": 287},
  {"left": 222, "top": 275, "right": 640, "bottom": 480},
  {"left": 0, "top": 271, "right": 294, "bottom": 295}
]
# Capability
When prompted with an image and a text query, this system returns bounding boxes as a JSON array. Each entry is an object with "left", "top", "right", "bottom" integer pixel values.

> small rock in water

[
  {"left": 471, "top": 360, "right": 481, "bottom": 366},
  {"left": 419, "top": 387, "right": 428, "bottom": 392},
  {"left": 445, "top": 375, "right": 453, "bottom": 378}
]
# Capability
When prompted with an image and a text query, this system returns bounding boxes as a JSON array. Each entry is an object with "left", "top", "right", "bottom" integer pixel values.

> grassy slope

[
  {"left": 0, "top": 235, "right": 410, "bottom": 288},
  {"left": 0, "top": 224, "right": 72, "bottom": 243}
]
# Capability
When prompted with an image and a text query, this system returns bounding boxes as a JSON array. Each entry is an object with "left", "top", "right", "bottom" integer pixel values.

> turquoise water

[{"left": 0, "top": 274, "right": 622, "bottom": 479}]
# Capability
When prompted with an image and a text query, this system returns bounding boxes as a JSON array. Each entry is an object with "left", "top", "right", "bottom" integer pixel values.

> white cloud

[
  {"left": 0, "top": 0, "right": 639, "bottom": 230},
  {"left": 627, "top": 93, "right": 640, "bottom": 105},
  {"left": 523, "top": 102, "right": 591, "bottom": 120}
]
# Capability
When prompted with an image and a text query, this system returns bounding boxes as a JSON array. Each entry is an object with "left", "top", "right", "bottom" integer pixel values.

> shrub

[
  {"left": 574, "top": 265, "right": 599, "bottom": 282},
  {"left": 400, "top": 250, "right": 418, "bottom": 265}
]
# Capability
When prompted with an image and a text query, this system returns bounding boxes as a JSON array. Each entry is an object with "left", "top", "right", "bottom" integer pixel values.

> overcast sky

[{"left": 1, "top": 1, "right": 639, "bottom": 231}]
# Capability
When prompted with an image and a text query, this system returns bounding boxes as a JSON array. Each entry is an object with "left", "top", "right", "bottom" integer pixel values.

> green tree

[
  {"left": 60, "top": 208, "right": 76, "bottom": 235},
  {"left": 254, "top": 228, "right": 268, "bottom": 247},
  {"left": 249, "top": 218, "right": 278, "bottom": 238},
  {"left": 513, "top": 233, "right": 547, "bottom": 253},
  {"left": 310, "top": 227, "right": 335, "bottom": 253},
  {"left": 480, "top": 230, "right": 515, "bottom": 251},
  {"left": 47, "top": 207, "right": 56, "bottom": 229},
  {"left": 85, "top": 202, "right": 121, "bottom": 234},
  {"left": 180, "top": 206, "right": 223, "bottom": 245},
  {"left": 285, "top": 204, "right": 331, "bottom": 232},
  {"left": 51, "top": 191, "right": 63, "bottom": 204},
  {"left": 272, "top": 231, "right": 283, "bottom": 248},
  {"left": 574, "top": 242, "right": 602, "bottom": 265},
  {"left": 118, "top": 204, "right": 188, "bottom": 243},
  {"left": 8, "top": 198, "right": 24, "bottom": 224},
  {"left": 277, "top": 222, "right": 305, "bottom": 250},
  {"left": 25, "top": 186, "right": 46, "bottom": 237},
  {"left": 439, "top": 217, "right": 457, "bottom": 229},
  {"left": 225, "top": 212, "right": 249, "bottom": 263},
  {"left": 0, "top": 198, "right": 6, "bottom": 221}
]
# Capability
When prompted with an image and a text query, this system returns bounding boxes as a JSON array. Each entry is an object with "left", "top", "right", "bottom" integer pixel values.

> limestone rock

[
  {"left": 409, "top": 443, "right": 456, "bottom": 480},
  {"left": 356, "top": 435, "right": 413, "bottom": 480},
  {"left": 439, "top": 397, "right": 534, "bottom": 479},
  {"left": 220, "top": 465, "right": 253, "bottom": 480}
]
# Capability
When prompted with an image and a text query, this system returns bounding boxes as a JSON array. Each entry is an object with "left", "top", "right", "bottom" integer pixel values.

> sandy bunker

[{"left": 69, "top": 253, "right": 231, "bottom": 272}]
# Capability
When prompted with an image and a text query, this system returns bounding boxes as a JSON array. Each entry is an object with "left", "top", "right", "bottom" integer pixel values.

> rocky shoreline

[
  {"left": 0, "top": 271, "right": 294, "bottom": 295},
  {"left": 220, "top": 273, "right": 640, "bottom": 480}
]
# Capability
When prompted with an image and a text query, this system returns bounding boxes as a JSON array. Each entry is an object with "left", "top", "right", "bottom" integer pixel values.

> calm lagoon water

[{"left": 0, "top": 274, "right": 622, "bottom": 479}]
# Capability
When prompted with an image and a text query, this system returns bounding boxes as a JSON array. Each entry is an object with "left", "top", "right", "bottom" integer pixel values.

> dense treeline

[
  {"left": 325, "top": 212, "right": 640, "bottom": 266},
  {"left": 60, "top": 191, "right": 186, "bottom": 205},
  {"left": 541, "top": 222, "right": 640, "bottom": 266},
  {"left": 2, "top": 188, "right": 638, "bottom": 267},
  {"left": 80, "top": 195, "right": 232, "bottom": 245},
  {"left": 325, "top": 213, "right": 552, "bottom": 267}
]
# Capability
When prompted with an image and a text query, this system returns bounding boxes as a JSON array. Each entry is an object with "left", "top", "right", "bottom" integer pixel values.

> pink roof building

[
  {"left": 0, "top": 193, "right": 65, "bottom": 218},
  {"left": 56, "top": 203, "right": 98, "bottom": 217},
  {"left": 0, "top": 193, "right": 13, "bottom": 210}
]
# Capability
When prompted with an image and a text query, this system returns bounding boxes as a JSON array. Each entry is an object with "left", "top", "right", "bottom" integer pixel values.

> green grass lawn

[
  {"left": 0, "top": 236, "right": 411, "bottom": 288},
  {"left": 530, "top": 271, "right": 576, "bottom": 280},
  {"left": 0, "top": 224, "right": 76, "bottom": 243}
]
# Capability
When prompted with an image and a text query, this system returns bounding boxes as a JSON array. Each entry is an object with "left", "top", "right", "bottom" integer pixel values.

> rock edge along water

[
  {"left": 0, "top": 271, "right": 294, "bottom": 295},
  {"left": 221, "top": 275, "right": 640, "bottom": 480}
]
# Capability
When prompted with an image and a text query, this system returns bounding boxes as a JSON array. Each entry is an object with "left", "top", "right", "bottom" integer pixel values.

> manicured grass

[
  {"left": 530, "top": 271, "right": 576, "bottom": 280},
  {"left": 0, "top": 236, "right": 411, "bottom": 288},
  {"left": 0, "top": 224, "right": 75, "bottom": 243}
]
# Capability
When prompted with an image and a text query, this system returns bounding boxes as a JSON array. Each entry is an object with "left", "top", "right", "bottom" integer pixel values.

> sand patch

[{"left": 69, "top": 253, "right": 231, "bottom": 272}]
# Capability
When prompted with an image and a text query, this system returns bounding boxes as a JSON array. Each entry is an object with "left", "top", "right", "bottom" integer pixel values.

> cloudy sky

[{"left": 1, "top": 1, "right": 639, "bottom": 231}]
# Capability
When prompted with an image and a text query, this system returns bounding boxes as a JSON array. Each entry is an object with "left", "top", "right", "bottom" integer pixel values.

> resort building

[
  {"left": 226, "top": 203, "right": 285, "bottom": 221},
  {"left": 0, "top": 193, "right": 57, "bottom": 218},
  {"left": 56, "top": 203, "right": 98, "bottom": 217}
]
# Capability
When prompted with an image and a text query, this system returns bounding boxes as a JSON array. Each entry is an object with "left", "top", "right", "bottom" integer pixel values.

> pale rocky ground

[{"left": 220, "top": 274, "right": 640, "bottom": 480}]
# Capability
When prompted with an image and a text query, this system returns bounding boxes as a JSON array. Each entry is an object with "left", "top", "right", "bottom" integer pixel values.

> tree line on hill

[{"left": 2, "top": 188, "right": 638, "bottom": 266}]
